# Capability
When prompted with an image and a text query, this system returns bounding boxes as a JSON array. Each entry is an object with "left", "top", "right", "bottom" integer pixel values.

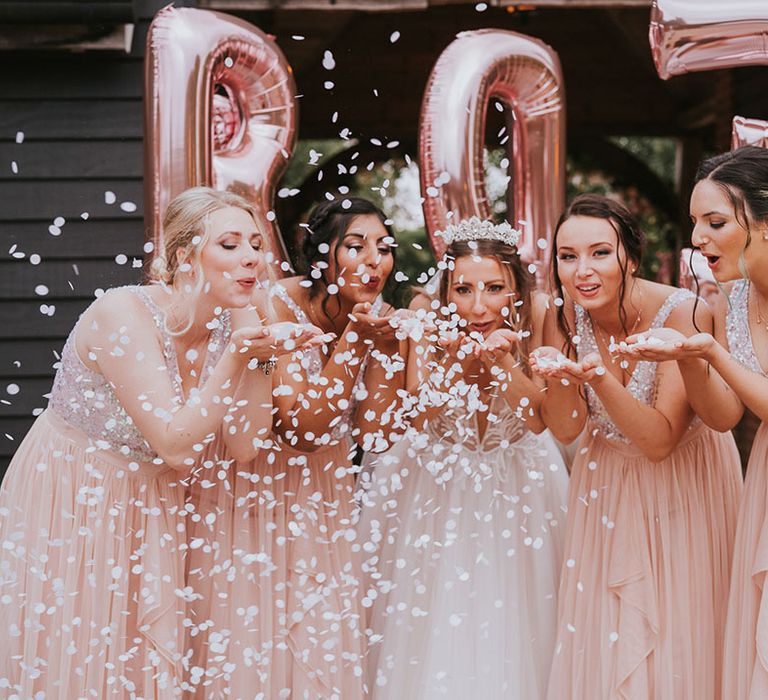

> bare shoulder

[
  {"left": 665, "top": 291, "right": 713, "bottom": 333},
  {"left": 230, "top": 304, "right": 266, "bottom": 329},
  {"left": 531, "top": 291, "right": 550, "bottom": 318},
  {"left": 75, "top": 286, "right": 161, "bottom": 364},
  {"left": 83, "top": 286, "right": 154, "bottom": 330},
  {"left": 408, "top": 289, "right": 433, "bottom": 312},
  {"left": 260, "top": 276, "right": 307, "bottom": 322}
]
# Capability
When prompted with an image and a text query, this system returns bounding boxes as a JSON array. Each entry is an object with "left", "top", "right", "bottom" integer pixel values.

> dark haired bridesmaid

[
  {"left": 533, "top": 194, "right": 742, "bottom": 700},
  {"left": 184, "top": 196, "right": 399, "bottom": 698},
  {"left": 619, "top": 146, "right": 768, "bottom": 699}
]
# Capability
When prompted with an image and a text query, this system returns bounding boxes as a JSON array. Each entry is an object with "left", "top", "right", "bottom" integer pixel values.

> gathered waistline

[{"left": 42, "top": 408, "right": 174, "bottom": 478}]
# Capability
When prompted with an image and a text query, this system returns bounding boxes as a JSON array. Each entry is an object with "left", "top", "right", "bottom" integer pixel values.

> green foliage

[{"left": 280, "top": 136, "right": 682, "bottom": 301}]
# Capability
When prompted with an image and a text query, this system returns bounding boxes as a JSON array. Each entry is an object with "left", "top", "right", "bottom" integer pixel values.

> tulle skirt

[
  {"left": 358, "top": 429, "right": 569, "bottom": 699},
  {"left": 547, "top": 422, "right": 742, "bottom": 700},
  {"left": 722, "top": 420, "right": 768, "bottom": 699},
  {"left": 185, "top": 437, "right": 366, "bottom": 699},
  {"left": 0, "top": 409, "right": 186, "bottom": 697}
]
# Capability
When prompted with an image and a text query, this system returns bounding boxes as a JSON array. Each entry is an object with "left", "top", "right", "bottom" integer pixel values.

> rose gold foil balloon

[
  {"left": 418, "top": 29, "right": 565, "bottom": 273},
  {"left": 650, "top": 0, "right": 768, "bottom": 79},
  {"left": 145, "top": 6, "right": 297, "bottom": 268},
  {"left": 732, "top": 115, "right": 768, "bottom": 148}
]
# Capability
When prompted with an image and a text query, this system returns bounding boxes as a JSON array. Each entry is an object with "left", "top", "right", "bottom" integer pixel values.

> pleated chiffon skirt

[
  {"left": 547, "top": 422, "right": 742, "bottom": 700},
  {"left": 722, "top": 420, "right": 768, "bottom": 699},
  {"left": 184, "top": 437, "right": 366, "bottom": 699},
  {"left": 0, "top": 409, "right": 186, "bottom": 698}
]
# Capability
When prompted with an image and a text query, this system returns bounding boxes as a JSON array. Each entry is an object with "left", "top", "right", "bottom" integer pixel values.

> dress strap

[
  {"left": 127, "top": 285, "right": 169, "bottom": 332},
  {"left": 727, "top": 280, "right": 765, "bottom": 376},
  {"left": 270, "top": 283, "right": 310, "bottom": 324},
  {"left": 573, "top": 303, "right": 599, "bottom": 361},
  {"left": 650, "top": 288, "right": 695, "bottom": 329}
]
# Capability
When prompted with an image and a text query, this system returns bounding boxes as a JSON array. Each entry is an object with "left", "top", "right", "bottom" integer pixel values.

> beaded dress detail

[
  {"left": 727, "top": 280, "right": 766, "bottom": 376},
  {"left": 48, "top": 285, "right": 231, "bottom": 462},
  {"left": 574, "top": 288, "right": 695, "bottom": 442}
]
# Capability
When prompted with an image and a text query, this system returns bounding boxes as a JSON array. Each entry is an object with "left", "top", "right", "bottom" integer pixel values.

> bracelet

[{"left": 256, "top": 359, "right": 276, "bottom": 375}]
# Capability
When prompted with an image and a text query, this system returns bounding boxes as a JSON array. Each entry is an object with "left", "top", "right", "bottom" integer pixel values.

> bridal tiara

[{"left": 437, "top": 216, "right": 521, "bottom": 248}]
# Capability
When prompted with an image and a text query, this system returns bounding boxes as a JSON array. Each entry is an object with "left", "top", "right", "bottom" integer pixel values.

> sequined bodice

[
  {"left": 575, "top": 288, "right": 694, "bottom": 443},
  {"left": 270, "top": 283, "right": 381, "bottom": 442},
  {"left": 48, "top": 285, "right": 231, "bottom": 463},
  {"left": 727, "top": 280, "right": 766, "bottom": 376}
]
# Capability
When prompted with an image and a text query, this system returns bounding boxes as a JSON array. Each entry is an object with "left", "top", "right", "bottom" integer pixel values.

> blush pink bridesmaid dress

[
  {"left": 0, "top": 286, "right": 231, "bottom": 697},
  {"left": 721, "top": 280, "right": 768, "bottom": 699},
  {"left": 547, "top": 289, "right": 743, "bottom": 700},
  {"left": 184, "top": 283, "right": 367, "bottom": 699}
]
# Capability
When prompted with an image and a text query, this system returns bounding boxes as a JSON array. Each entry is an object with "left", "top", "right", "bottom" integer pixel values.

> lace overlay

[
  {"left": 727, "top": 279, "right": 766, "bottom": 376},
  {"left": 270, "top": 283, "right": 381, "bottom": 442},
  {"left": 48, "top": 285, "right": 231, "bottom": 463},
  {"left": 575, "top": 288, "right": 695, "bottom": 443}
]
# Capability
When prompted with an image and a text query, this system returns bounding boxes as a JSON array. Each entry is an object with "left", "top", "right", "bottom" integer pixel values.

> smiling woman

[
  {"left": 614, "top": 147, "right": 768, "bottom": 700},
  {"left": 535, "top": 193, "right": 743, "bottom": 700}
]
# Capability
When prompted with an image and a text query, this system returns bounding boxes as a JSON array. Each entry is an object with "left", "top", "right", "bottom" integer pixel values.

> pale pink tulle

[
  {"left": 185, "top": 437, "right": 366, "bottom": 699},
  {"left": 547, "top": 422, "right": 742, "bottom": 700},
  {"left": 0, "top": 410, "right": 186, "bottom": 697},
  {"left": 722, "top": 420, "right": 768, "bottom": 699}
]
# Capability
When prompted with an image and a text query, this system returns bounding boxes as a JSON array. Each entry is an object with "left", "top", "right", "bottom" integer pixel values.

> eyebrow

[
  {"left": 343, "top": 232, "right": 390, "bottom": 243},
  {"left": 218, "top": 230, "right": 261, "bottom": 237},
  {"left": 558, "top": 241, "right": 614, "bottom": 250},
  {"left": 702, "top": 210, "right": 726, "bottom": 217}
]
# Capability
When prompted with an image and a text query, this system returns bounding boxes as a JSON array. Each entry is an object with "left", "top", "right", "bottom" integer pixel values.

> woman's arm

[
  {"left": 221, "top": 305, "right": 296, "bottom": 461},
  {"left": 288, "top": 303, "right": 399, "bottom": 445},
  {"left": 618, "top": 297, "right": 744, "bottom": 431},
  {"left": 587, "top": 355, "right": 693, "bottom": 462},
  {"left": 534, "top": 299, "right": 587, "bottom": 443},
  {"left": 82, "top": 289, "right": 275, "bottom": 470},
  {"left": 484, "top": 292, "right": 548, "bottom": 433}
]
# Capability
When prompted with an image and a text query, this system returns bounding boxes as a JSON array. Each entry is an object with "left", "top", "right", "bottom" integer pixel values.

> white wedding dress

[{"left": 357, "top": 392, "right": 569, "bottom": 699}]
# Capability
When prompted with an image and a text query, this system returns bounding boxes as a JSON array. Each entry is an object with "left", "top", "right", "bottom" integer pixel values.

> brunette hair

[
  {"left": 439, "top": 237, "right": 535, "bottom": 373},
  {"left": 551, "top": 194, "right": 645, "bottom": 354},
  {"left": 695, "top": 146, "right": 768, "bottom": 274},
  {"left": 301, "top": 197, "right": 396, "bottom": 318}
]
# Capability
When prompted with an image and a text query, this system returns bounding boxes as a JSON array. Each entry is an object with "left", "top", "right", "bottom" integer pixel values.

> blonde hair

[{"left": 149, "top": 186, "right": 272, "bottom": 334}]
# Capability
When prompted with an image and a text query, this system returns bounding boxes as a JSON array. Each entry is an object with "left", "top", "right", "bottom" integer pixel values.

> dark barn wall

[{"left": 0, "top": 50, "right": 146, "bottom": 474}]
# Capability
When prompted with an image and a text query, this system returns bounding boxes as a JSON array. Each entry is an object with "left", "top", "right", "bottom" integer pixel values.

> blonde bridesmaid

[
  {"left": 184, "top": 197, "right": 397, "bottom": 699},
  {"left": 620, "top": 146, "right": 768, "bottom": 699},
  {"left": 533, "top": 194, "right": 742, "bottom": 700},
  {"left": 0, "top": 188, "right": 305, "bottom": 697}
]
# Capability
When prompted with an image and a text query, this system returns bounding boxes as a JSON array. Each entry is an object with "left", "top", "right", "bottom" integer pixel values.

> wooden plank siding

[{"left": 0, "top": 50, "right": 146, "bottom": 474}]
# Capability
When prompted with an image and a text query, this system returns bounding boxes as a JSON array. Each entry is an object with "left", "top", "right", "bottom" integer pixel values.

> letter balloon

[
  {"left": 418, "top": 29, "right": 566, "bottom": 274},
  {"left": 650, "top": 0, "right": 768, "bottom": 79},
  {"left": 732, "top": 115, "right": 768, "bottom": 148},
  {"left": 144, "top": 6, "right": 297, "bottom": 268}
]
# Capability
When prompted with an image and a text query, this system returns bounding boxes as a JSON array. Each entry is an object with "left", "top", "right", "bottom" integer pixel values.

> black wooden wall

[{"left": 0, "top": 4, "right": 174, "bottom": 475}]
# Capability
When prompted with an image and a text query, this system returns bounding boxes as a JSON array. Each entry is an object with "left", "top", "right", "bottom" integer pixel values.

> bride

[{"left": 356, "top": 218, "right": 569, "bottom": 699}]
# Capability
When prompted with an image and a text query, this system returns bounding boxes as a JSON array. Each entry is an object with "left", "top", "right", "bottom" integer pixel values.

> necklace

[
  {"left": 753, "top": 284, "right": 768, "bottom": 333},
  {"left": 590, "top": 292, "right": 643, "bottom": 378}
]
